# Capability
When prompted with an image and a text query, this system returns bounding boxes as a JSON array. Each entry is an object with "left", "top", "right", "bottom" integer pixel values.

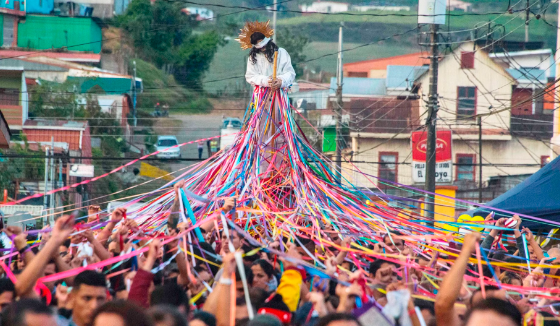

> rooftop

[
  {"left": 24, "top": 119, "right": 88, "bottom": 129},
  {"left": 329, "top": 77, "right": 386, "bottom": 96},
  {"left": 386, "top": 65, "right": 429, "bottom": 89},
  {"left": 0, "top": 50, "right": 100, "bottom": 63},
  {"left": 343, "top": 52, "right": 429, "bottom": 72}
]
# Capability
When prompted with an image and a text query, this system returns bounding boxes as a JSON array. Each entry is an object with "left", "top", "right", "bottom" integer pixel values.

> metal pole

[
  {"left": 50, "top": 137, "right": 55, "bottom": 223},
  {"left": 525, "top": 0, "right": 530, "bottom": 43},
  {"left": 478, "top": 116, "right": 483, "bottom": 203},
  {"left": 425, "top": 24, "right": 439, "bottom": 227},
  {"left": 133, "top": 60, "right": 137, "bottom": 128},
  {"left": 272, "top": 0, "right": 277, "bottom": 43},
  {"left": 43, "top": 146, "right": 49, "bottom": 225},
  {"left": 335, "top": 23, "right": 344, "bottom": 184}
]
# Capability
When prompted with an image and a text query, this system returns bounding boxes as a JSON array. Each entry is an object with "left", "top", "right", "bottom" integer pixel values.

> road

[{"left": 162, "top": 114, "right": 223, "bottom": 173}]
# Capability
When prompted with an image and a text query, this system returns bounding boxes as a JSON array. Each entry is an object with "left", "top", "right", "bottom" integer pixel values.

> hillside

[{"left": 203, "top": 4, "right": 558, "bottom": 94}]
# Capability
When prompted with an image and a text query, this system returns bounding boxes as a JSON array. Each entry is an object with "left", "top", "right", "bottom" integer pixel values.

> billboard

[
  {"left": 411, "top": 130, "right": 452, "bottom": 183},
  {"left": 69, "top": 164, "right": 94, "bottom": 178}
]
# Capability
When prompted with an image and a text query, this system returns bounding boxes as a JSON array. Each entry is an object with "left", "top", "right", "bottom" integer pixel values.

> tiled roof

[
  {"left": 23, "top": 119, "right": 87, "bottom": 129},
  {"left": 0, "top": 50, "right": 100, "bottom": 63},
  {"left": 343, "top": 52, "right": 429, "bottom": 72}
]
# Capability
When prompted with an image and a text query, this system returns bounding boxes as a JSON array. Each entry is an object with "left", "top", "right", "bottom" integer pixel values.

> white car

[{"left": 156, "top": 136, "right": 181, "bottom": 159}]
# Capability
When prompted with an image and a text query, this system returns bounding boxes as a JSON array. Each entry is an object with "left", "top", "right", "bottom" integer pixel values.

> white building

[
  {"left": 182, "top": 7, "right": 214, "bottom": 20},
  {"left": 490, "top": 49, "right": 554, "bottom": 79},
  {"left": 352, "top": 5, "right": 411, "bottom": 12},
  {"left": 300, "top": 1, "right": 349, "bottom": 13}
]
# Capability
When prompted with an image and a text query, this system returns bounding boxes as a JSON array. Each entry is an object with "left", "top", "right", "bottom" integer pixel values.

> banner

[{"left": 411, "top": 130, "right": 452, "bottom": 183}]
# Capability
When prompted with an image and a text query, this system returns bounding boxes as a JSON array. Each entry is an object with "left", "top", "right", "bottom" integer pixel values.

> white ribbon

[{"left": 254, "top": 37, "right": 270, "bottom": 49}]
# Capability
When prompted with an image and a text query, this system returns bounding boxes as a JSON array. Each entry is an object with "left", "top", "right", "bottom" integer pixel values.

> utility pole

[
  {"left": 478, "top": 116, "right": 483, "bottom": 203},
  {"left": 133, "top": 60, "right": 137, "bottom": 128},
  {"left": 50, "top": 137, "right": 55, "bottom": 223},
  {"left": 525, "top": 0, "right": 530, "bottom": 43},
  {"left": 272, "top": 0, "right": 277, "bottom": 43},
  {"left": 335, "top": 22, "right": 344, "bottom": 184},
  {"left": 43, "top": 146, "right": 49, "bottom": 225},
  {"left": 425, "top": 24, "right": 439, "bottom": 227}
]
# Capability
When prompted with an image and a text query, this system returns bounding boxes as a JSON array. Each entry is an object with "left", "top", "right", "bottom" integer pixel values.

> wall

[
  {"left": 26, "top": 0, "right": 54, "bottom": 14},
  {"left": 417, "top": 42, "right": 515, "bottom": 131},
  {"left": 17, "top": 15, "right": 102, "bottom": 53},
  {"left": 348, "top": 135, "right": 551, "bottom": 192}
]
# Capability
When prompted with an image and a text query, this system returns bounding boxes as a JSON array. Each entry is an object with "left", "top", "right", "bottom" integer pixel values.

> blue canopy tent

[{"left": 469, "top": 155, "right": 560, "bottom": 229}]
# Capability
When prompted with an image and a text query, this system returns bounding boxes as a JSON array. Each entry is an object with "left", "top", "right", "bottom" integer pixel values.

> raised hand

[
  {"left": 173, "top": 180, "right": 186, "bottom": 197},
  {"left": 222, "top": 197, "right": 236, "bottom": 213},
  {"left": 52, "top": 215, "right": 75, "bottom": 243},
  {"left": 281, "top": 243, "right": 302, "bottom": 268},
  {"left": 111, "top": 207, "right": 126, "bottom": 223},
  {"left": 462, "top": 232, "right": 482, "bottom": 255},
  {"left": 87, "top": 205, "right": 101, "bottom": 222}
]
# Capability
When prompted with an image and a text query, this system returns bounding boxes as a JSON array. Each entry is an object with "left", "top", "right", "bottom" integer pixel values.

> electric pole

[
  {"left": 478, "top": 116, "right": 483, "bottom": 203},
  {"left": 43, "top": 146, "right": 50, "bottom": 225},
  {"left": 133, "top": 60, "right": 137, "bottom": 128},
  {"left": 425, "top": 24, "right": 439, "bottom": 226},
  {"left": 273, "top": 0, "right": 277, "bottom": 43},
  {"left": 50, "top": 137, "right": 55, "bottom": 223},
  {"left": 525, "top": 0, "right": 530, "bottom": 43},
  {"left": 335, "top": 22, "right": 344, "bottom": 184}
]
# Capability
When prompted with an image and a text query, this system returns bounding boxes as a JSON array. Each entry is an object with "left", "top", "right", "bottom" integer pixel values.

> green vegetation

[
  {"left": 132, "top": 59, "right": 212, "bottom": 114},
  {"left": 116, "top": 0, "right": 223, "bottom": 90}
]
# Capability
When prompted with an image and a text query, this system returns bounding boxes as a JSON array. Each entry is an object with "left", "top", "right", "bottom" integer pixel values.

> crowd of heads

[{"left": 0, "top": 185, "right": 558, "bottom": 326}]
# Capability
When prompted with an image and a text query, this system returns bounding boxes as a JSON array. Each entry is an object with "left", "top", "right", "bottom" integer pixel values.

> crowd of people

[{"left": 0, "top": 181, "right": 559, "bottom": 326}]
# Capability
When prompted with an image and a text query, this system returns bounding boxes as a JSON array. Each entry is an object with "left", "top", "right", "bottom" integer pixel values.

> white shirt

[{"left": 245, "top": 47, "right": 296, "bottom": 88}]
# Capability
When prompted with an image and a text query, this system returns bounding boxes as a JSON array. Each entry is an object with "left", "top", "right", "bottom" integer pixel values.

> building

[
  {"left": 352, "top": 5, "right": 411, "bottom": 12},
  {"left": 490, "top": 49, "right": 554, "bottom": 79},
  {"left": 22, "top": 119, "right": 92, "bottom": 207},
  {"left": 300, "top": 1, "right": 349, "bottom": 13},
  {"left": 289, "top": 81, "right": 330, "bottom": 110},
  {"left": 448, "top": 0, "right": 472, "bottom": 12},
  {"left": 341, "top": 42, "right": 553, "bottom": 207},
  {"left": 0, "top": 109, "right": 10, "bottom": 148},
  {"left": 343, "top": 52, "right": 429, "bottom": 78},
  {"left": 0, "top": 65, "right": 28, "bottom": 130},
  {"left": 0, "top": 50, "right": 101, "bottom": 65},
  {"left": 182, "top": 7, "right": 214, "bottom": 20}
]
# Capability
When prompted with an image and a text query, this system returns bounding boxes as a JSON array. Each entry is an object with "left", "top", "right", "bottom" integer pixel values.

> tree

[
  {"left": 174, "top": 31, "right": 225, "bottom": 90},
  {"left": 117, "top": 0, "right": 223, "bottom": 89},
  {"left": 276, "top": 28, "right": 310, "bottom": 78}
]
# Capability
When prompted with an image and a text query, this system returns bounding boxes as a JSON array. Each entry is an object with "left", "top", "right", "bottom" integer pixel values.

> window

[
  {"left": 457, "top": 87, "right": 476, "bottom": 119},
  {"left": 461, "top": 51, "right": 475, "bottom": 69},
  {"left": 456, "top": 154, "right": 476, "bottom": 181},
  {"left": 379, "top": 152, "right": 398, "bottom": 185},
  {"left": 541, "top": 155, "right": 550, "bottom": 168},
  {"left": 0, "top": 88, "right": 19, "bottom": 106},
  {"left": 157, "top": 139, "right": 178, "bottom": 147},
  {"left": 348, "top": 72, "right": 368, "bottom": 78}
]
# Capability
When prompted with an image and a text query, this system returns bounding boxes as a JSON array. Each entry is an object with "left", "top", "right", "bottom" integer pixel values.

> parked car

[
  {"left": 219, "top": 117, "right": 242, "bottom": 150},
  {"left": 156, "top": 136, "right": 181, "bottom": 159}
]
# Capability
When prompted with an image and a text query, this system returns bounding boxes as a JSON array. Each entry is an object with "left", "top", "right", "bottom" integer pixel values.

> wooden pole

[{"left": 272, "top": 50, "right": 278, "bottom": 79}]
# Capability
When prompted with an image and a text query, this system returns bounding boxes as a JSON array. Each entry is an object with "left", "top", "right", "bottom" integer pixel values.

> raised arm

[
  {"left": 435, "top": 232, "right": 481, "bottom": 326},
  {"left": 204, "top": 252, "right": 236, "bottom": 326},
  {"left": 15, "top": 215, "right": 75, "bottom": 297},
  {"left": 97, "top": 207, "right": 125, "bottom": 245},
  {"left": 83, "top": 229, "right": 112, "bottom": 261}
]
